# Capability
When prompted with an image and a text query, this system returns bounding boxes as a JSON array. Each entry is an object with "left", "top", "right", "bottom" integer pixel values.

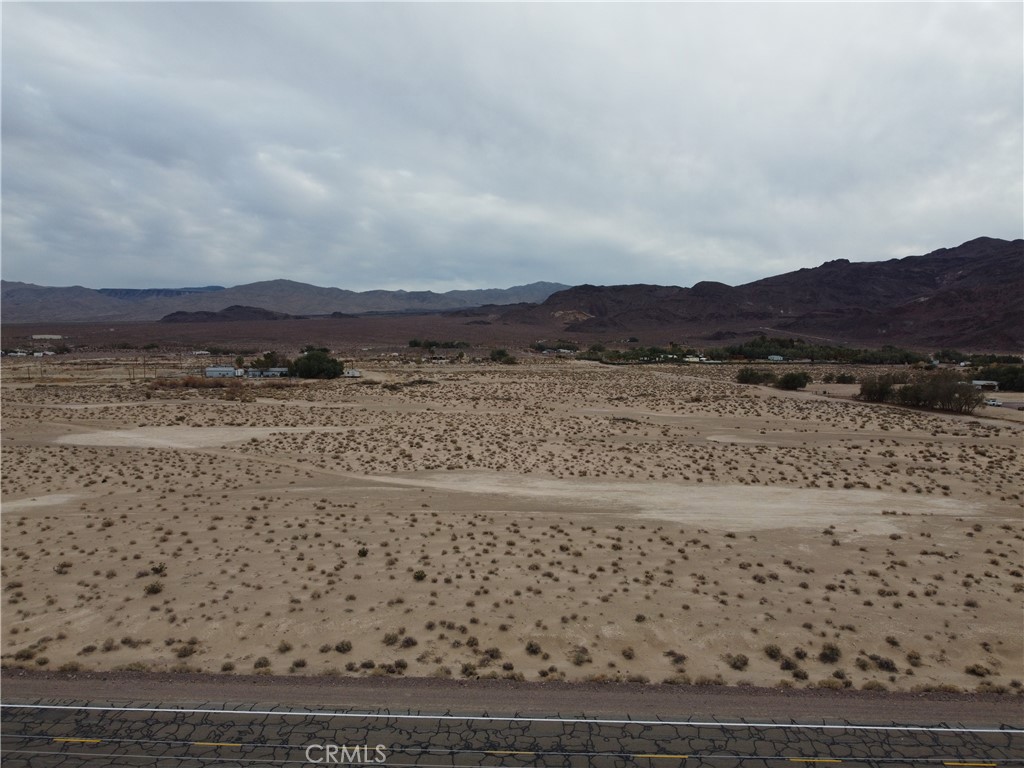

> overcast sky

[{"left": 3, "top": 3, "right": 1021, "bottom": 292}]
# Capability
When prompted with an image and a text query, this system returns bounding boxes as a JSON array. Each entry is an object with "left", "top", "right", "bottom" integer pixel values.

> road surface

[{"left": 2, "top": 672, "right": 1021, "bottom": 766}]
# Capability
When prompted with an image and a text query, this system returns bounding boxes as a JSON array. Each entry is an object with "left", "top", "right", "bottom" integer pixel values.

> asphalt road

[{"left": 2, "top": 673, "right": 1021, "bottom": 767}]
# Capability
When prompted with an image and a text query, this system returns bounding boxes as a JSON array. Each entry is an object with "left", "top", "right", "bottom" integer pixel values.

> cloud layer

[{"left": 3, "top": 3, "right": 1021, "bottom": 290}]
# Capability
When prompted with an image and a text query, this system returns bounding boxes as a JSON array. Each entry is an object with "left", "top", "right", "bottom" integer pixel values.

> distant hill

[
  {"left": 160, "top": 305, "right": 295, "bottom": 323},
  {"left": 502, "top": 237, "right": 1024, "bottom": 350},
  {"left": 98, "top": 286, "right": 225, "bottom": 300},
  {"left": 4, "top": 239, "right": 1021, "bottom": 351},
  {"left": 0, "top": 280, "right": 570, "bottom": 323}
]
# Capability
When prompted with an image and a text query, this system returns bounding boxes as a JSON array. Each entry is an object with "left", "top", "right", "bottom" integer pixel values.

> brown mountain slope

[{"left": 503, "top": 237, "right": 1023, "bottom": 350}]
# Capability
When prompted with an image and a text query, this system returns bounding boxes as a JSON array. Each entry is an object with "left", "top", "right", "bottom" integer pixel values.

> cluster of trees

[
  {"left": 821, "top": 372, "right": 858, "bottom": 384},
  {"left": 582, "top": 344, "right": 698, "bottom": 364},
  {"left": 706, "top": 336, "right": 926, "bottom": 365},
  {"left": 291, "top": 350, "right": 343, "bottom": 379},
  {"left": 736, "top": 367, "right": 812, "bottom": 390},
  {"left": 933, "top": 350, "right": 1021, "bottom": 366},
  {"left": 242, "top": 347, "right": 345, "bottom": 379},
  {"left": 246, "top": 350, "right": 289, "bottom": 370},
  {"left": 857, "top": 370, "right": 982, "bottom": 414},
  {"left": 489, "top": 349, "right": 517, "bottom": 364},
  {"left": 977, "top": 364, "right": 1024, "bottom": 392}
]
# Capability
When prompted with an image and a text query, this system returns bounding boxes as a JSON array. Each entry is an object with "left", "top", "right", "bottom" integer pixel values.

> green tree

[
  {"left": 977, "top": 364, "right": 1024, "bottom": 392},
  {"left": 250, "top": 351, "right": 286, "bottom": 370},
  {"left": 291, "top": 350, "right": 342, "bottom": 379},
  {"left": 775, "top": 371, "right": 812, "bottom": 390},
  {"left": 736, "top": 367, "right": 776, "bottom": 385}
]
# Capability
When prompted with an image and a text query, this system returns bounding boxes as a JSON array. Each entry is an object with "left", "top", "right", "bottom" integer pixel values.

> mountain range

[
  {"left": 504, "top": 237, "right": 1023, "bottom": 351},
  {"left": 3, "top": 237, "right": 1021, "bottom": 350},
  {"left": 0, "top": 280, "right": 569, "bottom": 323}
]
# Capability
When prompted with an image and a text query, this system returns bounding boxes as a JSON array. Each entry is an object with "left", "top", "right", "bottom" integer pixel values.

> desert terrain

[{"left": 2, "top": 353, "right": 1022, "bottom": 695}]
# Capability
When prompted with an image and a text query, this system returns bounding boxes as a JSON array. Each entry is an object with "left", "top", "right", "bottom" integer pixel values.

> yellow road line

[
  {"left": 53, "top": 738, "right": 102, "bottom": 744},
  {"left": 193, "top": 742, "right": 243, "bottom": 747},
  {"left": 942, "top": 763, "right": 997, "bottom": 767},
  {"left": 635, "top": 754, "right": 690, "bottom": 759}
]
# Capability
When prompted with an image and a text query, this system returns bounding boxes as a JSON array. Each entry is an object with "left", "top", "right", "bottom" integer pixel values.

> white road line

[{"left": 1, "top": 703, "right": 1020, "bottom": 735}]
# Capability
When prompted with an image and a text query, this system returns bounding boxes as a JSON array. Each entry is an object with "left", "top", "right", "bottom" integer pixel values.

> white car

[{"left": 984, "top": 398, "right": 1002, "bottom": 407}]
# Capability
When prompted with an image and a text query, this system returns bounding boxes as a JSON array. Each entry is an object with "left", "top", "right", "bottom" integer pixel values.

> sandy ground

[{"left": 2, "top": 357, "right": 1021, "bottom": 695}]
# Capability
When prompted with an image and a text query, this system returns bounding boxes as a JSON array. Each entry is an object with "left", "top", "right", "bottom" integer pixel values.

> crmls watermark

[{"left": 305, "top": 743, "right": 388, "bottom": 764}]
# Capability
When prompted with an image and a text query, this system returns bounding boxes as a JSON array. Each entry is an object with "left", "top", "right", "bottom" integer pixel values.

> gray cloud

[{"left": 3, "top": 3, "right": 1021, "bottom": 291}]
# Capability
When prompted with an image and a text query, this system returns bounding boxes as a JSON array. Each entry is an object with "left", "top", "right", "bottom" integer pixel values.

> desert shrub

[
  {"left": 763, "top": 643, "right": 782, "bottom": 660},
  {"left": 664, "top": 650, "right": 687, "bottom": 667},
  {"left": 570, "top": 646, "right": 592, "bottom": 666},
  {"left": 143, "top": 581, "right": 163, "bottom": 595},
  {"left": 694, "top": 674, "right": 725, "bottom": 686},
  {"left": 725, "top": 653, "right": 749, "bottom": 671},
  {"left": 868, "top": 654, "right": 898, "bottom": 672},
  {"left": 335, "top": 640, "right": 353, "bottom": 654},
  {"left": 525, "top": 641, "right": 542, "bottom": 655},
  {"left": 818, "top": 643, "right": 842, "bottom": 664},
  {"left": 736, "top": 367, "right": 776, "bottom": 385},
  {"left": 775, "top": 371, "right": 812, "bottom": 391},
  {"left": 253, "top": 656, "right": 270, "bottom": 669},
  {"left": 815, "top": 678, "right": 844, "bottom": 690}
]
